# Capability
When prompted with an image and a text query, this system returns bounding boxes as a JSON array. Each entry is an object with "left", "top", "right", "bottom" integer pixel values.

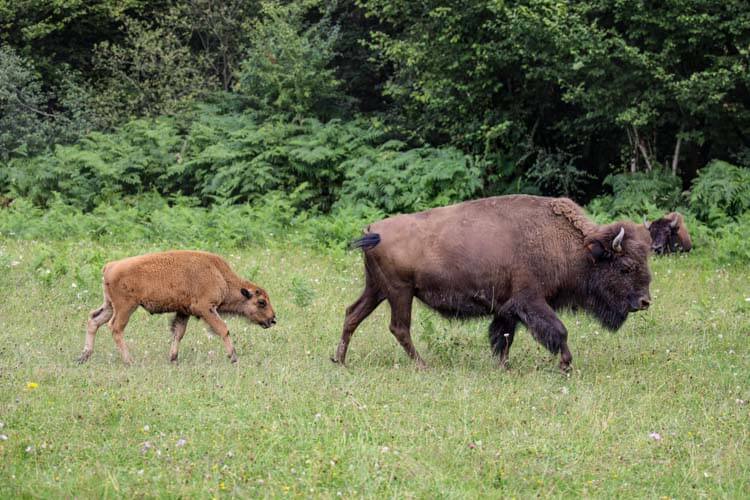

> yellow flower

[
  {"left": 26, "top": 382, "right": 39, "bottom": 390},
  {"left": 219, "top": 482, "right": 226, "bottom": 491}
]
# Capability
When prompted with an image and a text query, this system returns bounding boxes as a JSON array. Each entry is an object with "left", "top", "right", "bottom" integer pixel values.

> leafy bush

[
  {"left": 595, "top": 168, "right": 684, "bottom": 218},
  {"left": 6, "top": 105, "right": 490, "bottom": 215},
  {"left": 339, "top": 141, "right": 484, "bottom": 213},
  {"left": 524, "top": 149, "right": 592, "bottom": 198},
  {"left": 711, "top": 211, "right": 750, "bottom": 265},
  {"left": 7, "top": 118, "right": 183, "bottom": 209},
  {"left": 690, "top": 160, "right": 750, "bottom": 226}
]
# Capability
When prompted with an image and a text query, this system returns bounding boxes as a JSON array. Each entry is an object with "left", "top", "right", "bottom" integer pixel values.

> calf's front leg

[{"left": 198, "top": 307, "right": 237, "bottom": 363}]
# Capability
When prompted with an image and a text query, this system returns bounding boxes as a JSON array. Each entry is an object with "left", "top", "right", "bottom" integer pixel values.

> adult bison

[
  {"left": 645, "top": 211, "right": 692, "bottom": 254},
  {"left": 332, "top": 195, "right": 652, "bottom": 371}
]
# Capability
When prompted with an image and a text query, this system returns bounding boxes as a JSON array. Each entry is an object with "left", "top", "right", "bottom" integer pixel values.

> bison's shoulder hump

[{"left": 549, "top": 198, "right": 596, "bottom": 236}]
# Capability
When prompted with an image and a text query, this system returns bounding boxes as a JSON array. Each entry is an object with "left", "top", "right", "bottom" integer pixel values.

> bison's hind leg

[
  {"left": 333, "top": 270, "right": 385, "bottom": 366},
  {"left": 77, "top": 299, "right": 113, "bottom": 364},
  {"left": 386, "top": 290, "right": 426, "bottom": 369},
  {"left": 489, "top": 314, "right": 518, "bottom": 369}
]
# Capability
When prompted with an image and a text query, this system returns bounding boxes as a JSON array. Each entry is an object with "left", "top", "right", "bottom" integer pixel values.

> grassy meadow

[{"left": 0, "top": 238, "right": 748, "bottom": 498}]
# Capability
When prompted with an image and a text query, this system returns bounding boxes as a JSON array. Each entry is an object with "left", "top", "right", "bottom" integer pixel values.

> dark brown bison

[
  {"left": 78, "top": 250, "right": 276, "bottom": 365},
  {"left": 332, "top": 195, "right": 652, "bottom": 371},
  {"left": 645, "top": 212, "right": 692, "bottom": 254}
]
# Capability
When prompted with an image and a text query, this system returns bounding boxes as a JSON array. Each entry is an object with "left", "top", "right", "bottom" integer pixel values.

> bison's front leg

[
  {"left": 489, "top": 314, "right": 518, "bottom": 369},
  {"left": 514, "top": 297, "right": 573, "bottom": 372},
  {"left": 199, "top": 307, "right": 237, "bottom": 363}
]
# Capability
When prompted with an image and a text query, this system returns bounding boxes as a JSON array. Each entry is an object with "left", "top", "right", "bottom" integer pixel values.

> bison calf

[
  {"left": 78, "top": 250, "right": 276, "bottom": 365},
  {"left": 333, "top": 195, "right": 652, "bottom": 372}
]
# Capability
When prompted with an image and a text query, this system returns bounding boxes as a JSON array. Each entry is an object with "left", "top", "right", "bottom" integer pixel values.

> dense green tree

[
  {"left": 236, "top": 1, "right": 347, "bottom": 120},
  {"left": 359, "top": 0, "right": 750, "bottom": 193}
]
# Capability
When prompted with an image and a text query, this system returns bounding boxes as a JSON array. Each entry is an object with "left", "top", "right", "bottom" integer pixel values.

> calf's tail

[{"left": 350, "top": 232, "right": 381, "bottom": 250}]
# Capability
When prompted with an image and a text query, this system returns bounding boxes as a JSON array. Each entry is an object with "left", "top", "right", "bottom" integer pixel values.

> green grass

[{"left": 0, "top": 238, "right": 748, "bottom": 498}]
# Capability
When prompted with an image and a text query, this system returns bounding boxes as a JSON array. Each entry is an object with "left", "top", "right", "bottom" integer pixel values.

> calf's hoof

[
  {"left": 76, "top": 351, "right": 92, "bottom": 364},
  {"left": 229, "top": 351, "right": 238, "bottom": 364}
]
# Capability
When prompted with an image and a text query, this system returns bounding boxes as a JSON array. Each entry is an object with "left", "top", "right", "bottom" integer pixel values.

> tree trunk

[
  {"left": 627, "top": 126, "right": 638, "bottom": 173},
  {"left": 671, "top": 125, "right": 684, "bottom": 175},
  {"left": 637, "top": 140, "right": 653, "bottom": 172}
]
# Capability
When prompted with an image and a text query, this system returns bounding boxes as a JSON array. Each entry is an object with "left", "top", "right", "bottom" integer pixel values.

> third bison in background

[
  {"left": 333, "top": 195, "right": 653, "bottom": 371},
  {"left": 645, "top": 212, "right": 692, "bottom": 254}
]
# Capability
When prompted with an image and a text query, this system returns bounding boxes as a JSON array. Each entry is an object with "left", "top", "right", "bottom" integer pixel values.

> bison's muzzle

[
  {"left": 260, "top": 316, "right": 277, "bottom": 329},
  {"left": 628, "top": 293, "right": 651, "bottom": 312}
]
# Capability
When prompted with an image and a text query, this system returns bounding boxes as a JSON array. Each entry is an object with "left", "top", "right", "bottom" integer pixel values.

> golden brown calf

[{"left": 77, "top": 250, "right": 276, "bottom": 365}]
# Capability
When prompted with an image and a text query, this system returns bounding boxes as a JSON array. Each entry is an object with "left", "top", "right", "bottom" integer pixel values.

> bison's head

[
  {"left": 645, "top": 212, "right": 692, "bottom": 254},
  {"left": 239, "top": 286, "right": 277, "bottom": 328},
  {"left": 584, "top": 222, "right": 652, "bottom": 330}
]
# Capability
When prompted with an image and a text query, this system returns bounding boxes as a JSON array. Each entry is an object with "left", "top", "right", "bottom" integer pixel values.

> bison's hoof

[
  {"left": 76, "top": 351, "right": 91, "bottom": 364},
  {"left": 331, "top": 354, "right": 348, "bottom": 366},
  {"left": 559, "top": 361, "right": 572, "bottom": 374}
]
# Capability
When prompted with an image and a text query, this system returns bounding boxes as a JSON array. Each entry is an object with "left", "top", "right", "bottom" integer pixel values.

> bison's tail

[{"left": 350, "top": 233, "right": 381, "bottom": 250}]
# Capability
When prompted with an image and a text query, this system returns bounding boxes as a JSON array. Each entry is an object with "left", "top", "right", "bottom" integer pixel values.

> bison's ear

[
  {"left": 241, "top": 288, "right": 253, "bottom": 299},
  {"left": 586, "top": 241, "right": 607, "bottom": 261}
]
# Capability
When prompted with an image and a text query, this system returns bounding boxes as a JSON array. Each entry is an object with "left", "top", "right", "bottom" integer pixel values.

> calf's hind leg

[
  {"left": 169, "top": 312, "right": 190, "bottom": 363},
  {"left": 77, "top": 298, "right": 113, "bottom": 364},
  {"left": 108, "top": 299, "right": 137, "bottom": 365}
]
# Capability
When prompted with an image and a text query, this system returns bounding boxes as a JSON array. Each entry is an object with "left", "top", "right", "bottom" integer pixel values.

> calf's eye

[{"left": 258, "top": 299, "right": 267, "bottom": 308}]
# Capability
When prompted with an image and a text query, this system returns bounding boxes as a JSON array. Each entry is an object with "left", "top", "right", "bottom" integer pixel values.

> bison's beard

[{"left": 583, "top": 294, "right": 629, "bottom": 331}]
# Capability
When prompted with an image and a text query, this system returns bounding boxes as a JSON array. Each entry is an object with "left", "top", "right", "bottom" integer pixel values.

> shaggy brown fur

[
  {"left": 77, "top": 250, "right": 276, "bottom": 365},
  {"left": 646, "top": 211, "right": 692, "bottom": 254},
  {"left": 333, "top": 195, "right": 653, "bottom": 371}
]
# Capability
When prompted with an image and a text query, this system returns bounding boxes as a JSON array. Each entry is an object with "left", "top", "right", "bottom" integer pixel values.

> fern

[{"left": 690, "top": 160, "right": 750, "bottom": 225}]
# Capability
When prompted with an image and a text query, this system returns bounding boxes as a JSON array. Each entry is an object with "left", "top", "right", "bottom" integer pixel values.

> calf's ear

[{"left": 241, "top": 288, "right": 253, "bottom": 299}]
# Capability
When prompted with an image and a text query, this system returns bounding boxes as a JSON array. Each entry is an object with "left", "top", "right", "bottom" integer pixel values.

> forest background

[{"left": 1, "top": 0, "right": 750, "bottom": 255}]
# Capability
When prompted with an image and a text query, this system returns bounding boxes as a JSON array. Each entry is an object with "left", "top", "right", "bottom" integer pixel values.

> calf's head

[
  {"left": 239, "top": 286, "right": 277, "bottom": 328},
  {"left": 584, "top": 222, "right": 652, "bottom": 330},
  {"left": 645, "top": 212, "right": 692, "bottom": 254}
]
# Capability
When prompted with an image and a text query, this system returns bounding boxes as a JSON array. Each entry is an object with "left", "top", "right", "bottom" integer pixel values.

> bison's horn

[
  {"left": 612, "top": 226, "right": 625, "bottom": 252},
  {"left": 643, "top": 217, "right": 651, "bottom": 229},
  {"left": 669, "top": 216, "right": 679, "bottom": 228}
]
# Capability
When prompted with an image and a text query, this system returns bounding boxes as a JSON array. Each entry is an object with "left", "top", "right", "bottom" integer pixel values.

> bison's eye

[
  {"left": 620, "top": 264, "right": 635, "bottom": 275},
  {"left": 257, "top": 299, "right": 267, "bottom": 308}
]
